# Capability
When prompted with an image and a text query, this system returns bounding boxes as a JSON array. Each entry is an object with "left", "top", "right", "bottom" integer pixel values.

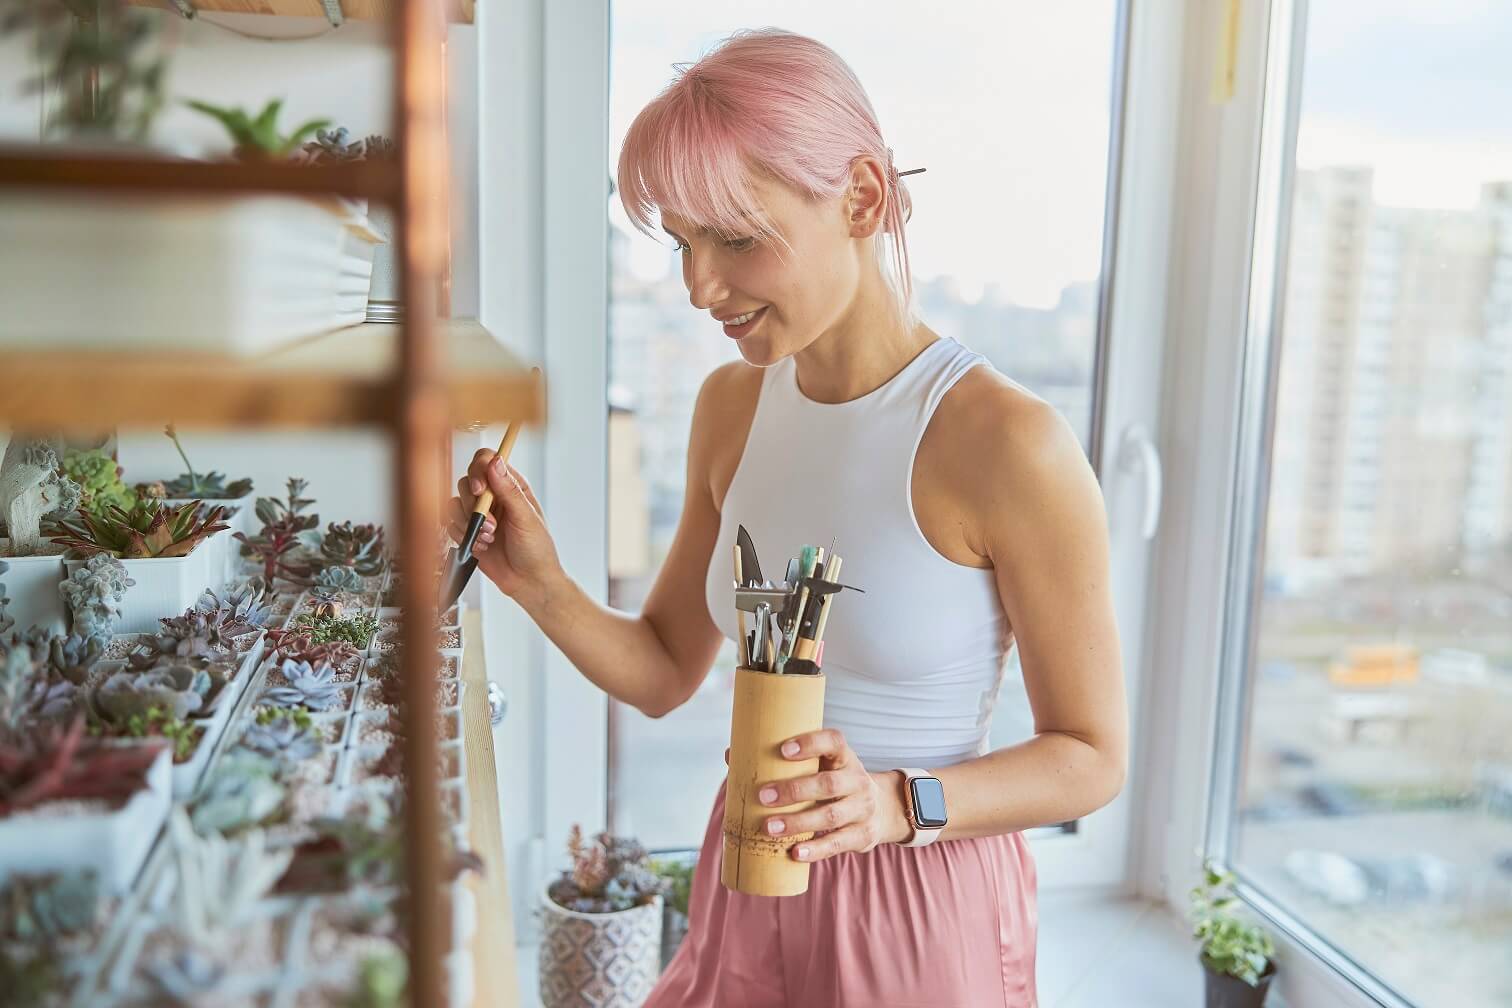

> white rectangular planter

[
  {"left": 0, "top": 544, "right": 67, "bottom": 634},
  {"left": 162, "top": 490, "right": 256, "bottom": 590},
  {"left": 0, "top": 745, "right": 170, "bottom": 895},
  {"left": 0, "top": 193, "right": 380, "bottom": 356},
  {"left": 65, "top": 547, "right": 213, "bottom": 635}
]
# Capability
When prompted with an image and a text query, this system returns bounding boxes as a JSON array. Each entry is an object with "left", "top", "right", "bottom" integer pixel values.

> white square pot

[
  {"left": 162, "top": 490, "right": 256, "bottom": 590},
  {"left": 0, "top": 745, "right": 171, "bottom": 895},
  {"left": 0, "top": 544, "right": 67, "bottom": 635},
  {"left": 65, "top": 547, "right": 213, "bottom": 635}
]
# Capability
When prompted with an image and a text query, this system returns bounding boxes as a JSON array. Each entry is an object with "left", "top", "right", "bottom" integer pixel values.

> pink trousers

[{"left": 645, "top": 782, "right": 1039, "bottom": 1008}]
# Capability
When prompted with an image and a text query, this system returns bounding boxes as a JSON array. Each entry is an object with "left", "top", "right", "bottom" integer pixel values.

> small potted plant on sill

[
  {"left": 1190, "top": 860, "right": 1277, "bottom": 1008},
  {"left": 0, "top": 438, "right": 83, "bottom": 635},
  {"left": 48, "top": 497, "right": 228, "bottom": 634},
  {"left": 539, "top": 825, "right": 665, "bottom": 1008},
  {"left": 148, "top": 425, "right": 256, "bottom": 588},
  {"left": 649, "top": 854, "right": 695, "bottom": 970}
]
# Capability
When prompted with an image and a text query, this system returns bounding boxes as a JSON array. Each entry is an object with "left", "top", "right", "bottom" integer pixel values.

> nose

[{"left": 683, "top": 247, "right": 728, "bottom": 311}]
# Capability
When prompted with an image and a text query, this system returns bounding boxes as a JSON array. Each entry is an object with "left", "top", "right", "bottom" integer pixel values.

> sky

[{"left": 607, "top": 1, "right": 1512, "bottom": 304}]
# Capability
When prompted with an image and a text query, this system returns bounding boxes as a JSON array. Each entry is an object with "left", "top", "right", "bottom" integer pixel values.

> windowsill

[{"left": 514, "top": 890, "right": 1261, "bottom": 1007}]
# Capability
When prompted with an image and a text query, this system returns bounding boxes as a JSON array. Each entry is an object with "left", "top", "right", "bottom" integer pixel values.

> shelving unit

[
  {"left": 0, "top": 0, "right": 533, "bottom": 1003},
  {"left": 126, "top": 0, "right": 475, "bottom": 25}
]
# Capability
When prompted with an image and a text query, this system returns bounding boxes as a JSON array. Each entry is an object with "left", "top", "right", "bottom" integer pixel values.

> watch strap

[{"left": 895, "top": 767, "right": 944, "bottom": 848}]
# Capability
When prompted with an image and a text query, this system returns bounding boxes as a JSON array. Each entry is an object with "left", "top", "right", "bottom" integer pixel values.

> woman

[{"left": 450, "top": 28, "right": 1126, "bottom": 1008}]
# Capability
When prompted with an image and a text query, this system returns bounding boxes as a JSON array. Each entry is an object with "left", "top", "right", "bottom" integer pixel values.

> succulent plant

[
  {"left": 90, "top": 666, "right": 207, "bottom": 724},
  {"left": 48, "top": 498, "right": 228, "bottom": 560},
  {"left": 0, "top": 642, "right": 76, "bottom": 734},
  {"left": 45, "top": 632, "right": 105, "bottom": 686},
  {"left": 549, "top": 825, "right": 664, "bottom": 913},
  {"left": 59, "top": 553, "right": 134, "bottom": 640},
  {"left": 264, "top": 629, "right": 359, "bottom": 670},
  {"left": 197, "top": 583, "right": 275, "bottom": 633},
  {"left": 158, "top": 424, "right": 253, "bottom": 500},
  {"left": 262, "top": 658, "right": 343, "bottom": 711},
  {"left": 277, "top": 797, "right": 402, "bottom": 893},
  {"left": 301, "top": 125, "right": 365, "bottom": 163},
  {"left": 314, "top": 565, "right": 366, "bottom": 593},
  {"left": 185, "top": 98, "right": 331, "bottom": 162},
  {"left": 60, "top": 448, "right": 135, "bottom": 516},
  {"left": 236, "top": 478, "right": 319, "bottom": 585},
  {"left": 288, "top": 610, "right": 379, "bottom": 650},
  {"left": 0, "top": 718, "right": 163, "bottom": 816},
  {"left": 1, "top": 870, "right": 100, "bottom": 941},
  {"left": 316, "top": 521, "right": 387, "bottom": 577},
  {"left": 102, "top": 705, "right": 201, "bottom": 763},
  {"left": 2, "top": 438, "right": 82, "bottom": 555},
  {"left": 190, "top": 751, "right": 286, "bottom": 834},
  {"left": 238, "top": 706, "right": 321, "bottom": 763},
  {"left": 346, "top": 948, "right": 408, "bottom": 1008}
]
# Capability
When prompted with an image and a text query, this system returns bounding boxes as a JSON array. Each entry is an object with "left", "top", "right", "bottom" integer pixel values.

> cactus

[
  {"left": 190, "top": 750, "right": 286, "bottom": 834},
  {"left": 262, "top": 658, "right": 343, "bottom": 711},
  {"left": 1, "top": 870, "right": 100, "bottom": 941},
  {"left": 90, "top": 666, "right": 207, "bottom": 724},
  {"left": 60, "top": 448, "right": 134, "bottom": 516},
  {"left": 48, "top": 498, "right": 227, "bottom": 560},
  {"left": 1, "top": 439, "right": 82, "bottom": 555},
  {"left": 0, "top": 718, "right": 163, "bottom": 816},
  {"left": 59, "top": 553, "right": 134, "bottom": 640},
  {"left": 158, "top": 424, "right": 253, "bottom": 500},
  {"left": 238, "top": 707, "right": 321, "bottom": 763}
]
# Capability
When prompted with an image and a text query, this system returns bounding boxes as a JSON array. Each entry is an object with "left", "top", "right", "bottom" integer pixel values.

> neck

[{"left": 792, "top": 267, "right": 933, "bottom": 404}]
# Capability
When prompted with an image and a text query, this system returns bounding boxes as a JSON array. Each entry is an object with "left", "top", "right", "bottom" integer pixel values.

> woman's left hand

[{"left": 756, "top": 728, "right": 912, "bottom": 862}]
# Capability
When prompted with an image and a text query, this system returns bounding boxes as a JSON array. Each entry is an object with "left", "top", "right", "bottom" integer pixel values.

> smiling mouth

[{"left": 722, "top": 306, "right": 767, "bottom": 337}]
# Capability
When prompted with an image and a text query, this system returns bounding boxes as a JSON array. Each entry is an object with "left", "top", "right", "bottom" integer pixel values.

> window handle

[{"left": 1118, "top": 423, "right": 1163, "bottom": 541}]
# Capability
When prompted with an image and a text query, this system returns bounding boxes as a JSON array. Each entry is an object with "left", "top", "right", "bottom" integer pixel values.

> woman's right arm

[{"left": 449, "top": 364, "right": 739, "bottom": 718}]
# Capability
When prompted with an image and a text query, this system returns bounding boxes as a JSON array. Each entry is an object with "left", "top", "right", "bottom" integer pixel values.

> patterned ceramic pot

[{"left": 538, "top": 886, "right": 663, "bottom": 1008}]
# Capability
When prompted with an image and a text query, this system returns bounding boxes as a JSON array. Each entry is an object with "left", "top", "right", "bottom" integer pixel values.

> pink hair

[{"left": 617, "top": 28, "right": 916, "bottom": 318}]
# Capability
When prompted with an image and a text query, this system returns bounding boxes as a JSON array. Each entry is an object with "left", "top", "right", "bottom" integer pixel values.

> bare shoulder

[
  {"left": 923, "top": 364, "right": 1100, "bottom": 556},
  {"left": 691, "top": 359, "right": 765, "bottom": 510}
]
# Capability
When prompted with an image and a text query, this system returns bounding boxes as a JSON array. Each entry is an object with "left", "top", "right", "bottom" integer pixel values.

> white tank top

[{"left": 703, "top": 336, "right": 1013, "bottom": 772}]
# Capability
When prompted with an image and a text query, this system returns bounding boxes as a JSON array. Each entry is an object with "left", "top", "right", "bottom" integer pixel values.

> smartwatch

[{"left": 895, "top": 768, "right": 948, "bottom": 847}]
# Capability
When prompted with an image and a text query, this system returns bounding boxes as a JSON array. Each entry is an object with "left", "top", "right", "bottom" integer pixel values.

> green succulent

[
  {"left": 158, "top": 424, "right": 253, "bottom": 500},
  {"left": 345, "top": 948, "right": 408, "bottom": 1008},
  {"left": 313, "top": 566, "right": 365, "bottom": 593},
  {"left": 48, "top": 498, "right": 227, "bottom": 560},
  {"left": 288, "top": 610, "right": 379, "bottom": 650},
  {"left": 185, "top": 98, "right": 330, "bottom": 161},
  {"left": 190, "top": 750, "right": 286, "bottom": 834},
  {"left": 262, "top": 659, "right": 343, "bottom": 712},
  {"left": 45, "top": 633, "right": 106, "bottom": 686},
  {"left": 116, "top": 706, "right": 202, "bottom": 763},
  {"left": 90, "top": 667, "right": 207, "bottom": 724},
  {"left": 59, "top": 554, "right": 134, "bottom": 640},
  {"left": 1190, "top": 860, "right": 1275, "bottom": 986},
  {"left": 239, "top": 706, "right": 321, "bottom": 763},
  {"left": 60, "top": 448, "right": 135, "bottom": 516},
  {"left": 1, "top": 871, "right": 100, "bottom": 942},
  {"left": 317, "top": 521, "right": 387, "bottom": 577}
]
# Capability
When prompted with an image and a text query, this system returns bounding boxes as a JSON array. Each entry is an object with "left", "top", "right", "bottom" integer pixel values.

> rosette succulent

[
  {"left": 1, "top": 871, "right": 100, "bottom": 941},
  {"left": 238, "top": 707, "right": 321, "bottom": 762},
  {"left": 59, "top": 553, "right": 134, "bottom": 640},
  {"left": 60, "top": 448, "right": 134, "bottom": 516},
  {"left": 316, "top": 521, "right": 387, "bottom": 576},
  {"left": 190, "top": 750, "right": 286, "bottom": 834},
  {"left": 48, "top": 498, "right": 228, "bottom": 560},
  {"left": 90, "top": 666, "right": 208, "bottom": 723},
  {"left": 262, "top": 659, "right": 343, "bottom": 711},
  {"left": 159, "top": 424, "right": 253, "bottom": 500}
]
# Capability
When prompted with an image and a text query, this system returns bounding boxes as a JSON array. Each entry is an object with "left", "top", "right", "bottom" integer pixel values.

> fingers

[
  {"left": 791, "top": 823, "right": 879, "bottom": 862},
  {"left": 756, "top": 768, "right": 854, "bottom": 808},
  {"left": 778, "top": 728, "right": 851, "bottom": 767},
  {"left": 445, "top": 496, "right": 496, "bottom": 552},
  {"left": 764, "top": 791, "right": 873, "bottom": 841}
]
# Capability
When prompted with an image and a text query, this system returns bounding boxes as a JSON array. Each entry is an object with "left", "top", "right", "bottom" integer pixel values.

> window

[
  {"left": 605, "top": 2, "right": 1122, "bottom": 850},
  {"left": 1218, "top": 4, "right": 1512, "bottom": 1004}
]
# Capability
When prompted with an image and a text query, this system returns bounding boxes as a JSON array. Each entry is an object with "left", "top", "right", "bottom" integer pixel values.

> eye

[
  {"left": 671, "top": 238, "right": 691, "bottom": 254},
  {"left": 724, "top": 236, "right": 757, "bottom": 252}
]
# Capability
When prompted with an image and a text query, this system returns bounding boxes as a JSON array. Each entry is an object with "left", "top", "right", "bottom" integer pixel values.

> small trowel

[{"left": 441, "top": 419, "right": 524, "bottom": 610}]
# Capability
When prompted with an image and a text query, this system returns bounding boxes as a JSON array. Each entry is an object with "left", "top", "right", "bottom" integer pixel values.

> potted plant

[
  {"left": 649, "top": 854, "right": 694, "bottom": 970},
  {"left": 149, "top": 425, "right": 256, "bottom": 587},
  {"left": 59, "top": 553, "right": 135, "bottom": 641},
  {"left": 538, "top": 825, "right": 665, "bottom": 1008},
  {"left": 1190, "top": 860, "right": 1278, "bottom": 1008},
  {"left": 0, "top": 438, "right": 82, "bottom": 635},
  {"left": 48, "top": 498, "right": 227, "bottom": 634},
  {"left": 60, "top": 448, "right": 136, "bottom": 517},
  {"left": 235, "top": 478, "right": 320, "bottom": 589},
  {"left": 0, "top": 718, "right": 172, "bottom": 895}
]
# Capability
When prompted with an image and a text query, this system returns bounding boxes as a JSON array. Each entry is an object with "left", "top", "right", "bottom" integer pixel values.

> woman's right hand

[{"left": 447, "top": 450, "right": 563, "bottom": 608}]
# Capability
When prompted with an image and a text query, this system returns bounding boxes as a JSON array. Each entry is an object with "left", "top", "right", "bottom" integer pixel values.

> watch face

[{"left": 909, "top": 776, "right": 948, "bottom": 829}]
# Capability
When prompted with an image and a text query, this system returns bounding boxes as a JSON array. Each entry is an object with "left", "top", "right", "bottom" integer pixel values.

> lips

[{"left": 722, "top": 306, "right": 768, "bottom": 339}]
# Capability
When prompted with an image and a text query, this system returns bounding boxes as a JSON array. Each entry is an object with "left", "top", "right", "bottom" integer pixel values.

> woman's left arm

[{"left": 759, "top": 398, "right": 1129, "bottom": 860}]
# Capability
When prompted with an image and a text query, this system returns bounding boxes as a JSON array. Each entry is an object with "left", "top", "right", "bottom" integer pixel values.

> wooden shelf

[
  {"left": 0, "top": 146, "right": 398, "bottom": 200},
  {"left": 0, "top": 320, "right": 544, "bottom": 430},
  {"left": 126, "top": 0, "right": 474, "bottom": 23},
  {"left": 461, "top": 609, "right": 520, "bottom": 1007}
]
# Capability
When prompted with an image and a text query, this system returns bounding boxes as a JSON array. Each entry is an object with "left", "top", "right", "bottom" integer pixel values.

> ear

[{"left": 843, "top": 156, "right": 889, "bottom": 239}]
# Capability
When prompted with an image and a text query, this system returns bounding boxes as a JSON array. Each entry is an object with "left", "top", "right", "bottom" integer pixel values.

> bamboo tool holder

[{"left": 722, "top": 665, "right": 827, "bottom": 897}]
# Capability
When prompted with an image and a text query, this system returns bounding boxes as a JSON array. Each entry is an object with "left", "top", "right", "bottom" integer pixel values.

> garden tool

[{"left": 441, "top": 419, "right": 523, "bottom": 610}]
